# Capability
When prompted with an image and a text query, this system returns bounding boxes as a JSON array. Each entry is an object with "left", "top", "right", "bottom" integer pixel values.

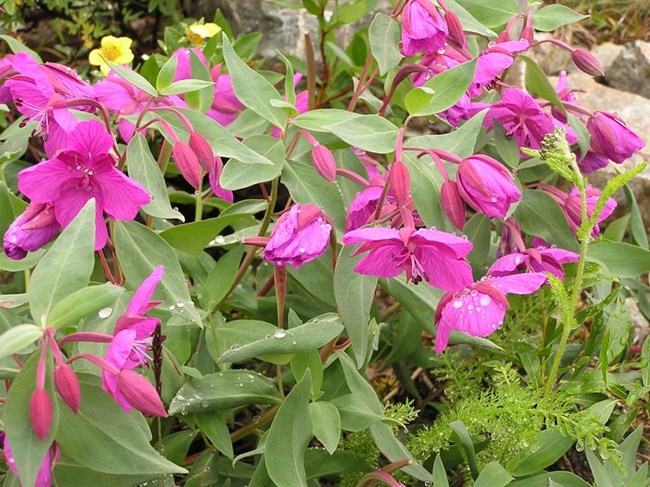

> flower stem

[{"left": 195, "top": 189, "right": 203, "bottom": 222}]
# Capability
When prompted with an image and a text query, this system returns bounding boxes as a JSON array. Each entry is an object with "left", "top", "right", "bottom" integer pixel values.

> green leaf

[
  {"left": 403, "top": 152, "right": 451, "bottom": 230},
  {"left": 292, "top": 109, "right": 359, "bottom": 132},
  {"left": 29, "top": 199, "right": 96, "bottom": 325},
  {"left": 444, "top": 0, "right": 497, "bottom": 38},
  {"left": 513, "top": 190, "right": 579, "bottom": 252},
  {"left": 47, "top": 283, "right": 125, "bottom": 330},
  {"left": 156, "top": 55, "right": 178, "bottom": 91},
  {"left": 588, "top": 241, "right": 650, "bottom": 278},
  {"left": 195, "top": 413, "right": 234, "bottom": 459},
  {"left": 126, "top": 134, "right": 184, "bottom": 221},
  {"left": 519, "top": 55, "right": 565, "bottom": 111},
  {"left": 159, "top": 79, "right": 215, "bottom": 96},
  {"left": 336, "top": 351, "right": 383, "bottom": 415},
  {"left": 265, "top": 370, "right": 313, "bottom": 487},
  {"left": 369, "top": 13, "right": 403, "bottom": 75},
  {"left": 509, "top": 471, "right": 591, "bottom": 487},
  {"left": 532, "top": 5, "right": 588, "bottom": 32},
  {"left": 493, "top": 121, "right": 520, "bottom": 167},
  {"left": 404, "top": 87, "right": 436, "bottom": 115},
  {"left": 624, "top": 184, "right": 648, "bottom": 249},
  {"left": 454, "top": 0, "right": 519, "bottom": 28},
  {"left": 53, "top": 456, "right": 158, "bottom": 487},
  {"left": 168, "top": 370, "right": 280, "bottom": 415},
  {"left": 56, "top": 382, "right": 186, "bottom": 475},
  {"left": 107, "top": 61, "right": 157, "bottom": 97},
  {"left": 114, "top": 220, "right": 202, "bottom": 326},
  {"left": 0, "top": 35, "right": 42, "bottom": 62},
  {"left": 222, "top": 35, "right": 287, "bottom": 128},
  {"left": 405, "top": 109, "right": 488, "bottom": 158},
  {"left": 414, "top": 59, "right": 478, "bottom": 116},
  {"left": 369, "top": 422, "right": 433, "bottom": 482},
  {"left": 334, "top": 246, "right": 377, "bottom": 367},
  {"left": 0, "top": 324, "right": 43, "bottom": 360},
  {"left": 308, "top": 401, "right": 341, "bottom": 454},
  {"left": 433, "top": 455, "right": 449, "bottom": 487},
  {"left": 473, "top": 462, "right": 513, "bottom": 487},
  {"left": 585, "top": 448, "right": 615, "bottom": 487},
  {"left": 217, "top": 314, "right": 344, "bottom": 363},
  {"left": 201, "top": 245, "right": 244, "bottom": 309},
  {"left": 450, "top": 421, "right": 480, "bottom": 478},
  {"left": 185, "top": 49, "right": 215, "bottom": 113},
  {"left": 464, "top": 213, "right": 491, "bottom": 271},
  {"left": 508, "top": 428, "right": 574, "bottom": 477},
  {"left": 4, "top": 352, "right": 58, "bottom": 487},
  {"left": 220, "top": 135, "right": 285, "bottom": 190},
  {"left": 323, "top": 114, "right": 399, "bottom": 154}
]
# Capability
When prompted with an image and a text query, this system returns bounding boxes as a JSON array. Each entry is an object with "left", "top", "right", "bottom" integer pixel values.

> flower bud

[
  {"left": 189, "top": 131, "right": 214, "bottom": 173},
  {"left": 116, "top": 370, "right": 168, "bottom": 417},
  {"left": 3, "top": 203, "right": 60, "bottom": 260},
  {"left": 388, "top": 161, "right": 411, "bottom": 207},
  {"left": 311, "top": 144, "right": 337, "bottom": 183},
  {"left": 444, "top": 10, "right": 466, "bottom": 49},
  {"left": 520, "top": 13, "right": 534, "bottom": 44},
  {"left": 29, "top": 389, "right": 53, "bottom": 441},
  {"left": 587, "top": 111, "right": 645, "bottom": 164},
  {"left": 54, "top": 364, "right": 81, "bottom": 413},
  {"left": 440, "top": 180, "right": 466, "bottom": 230},
  {"left": 172, "top": 141, "right": 202, "bottom": 190},
  {"left": 571, "top": 48, "right": 604, "bottom": 77}
]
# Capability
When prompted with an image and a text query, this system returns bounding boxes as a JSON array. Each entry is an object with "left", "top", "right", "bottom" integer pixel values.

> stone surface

[
  {"left": 591, "top": 42, "right": 624, "bottom": 74},
  {"left": 606, "top": 41, "right": 650, "bottom": 99},
  {"left": 564, "top": 72, "right": 650, "bottom": 230}
]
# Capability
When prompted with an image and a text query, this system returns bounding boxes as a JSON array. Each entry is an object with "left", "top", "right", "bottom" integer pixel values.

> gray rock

[
  {"left": 591, "top": 42, "right": 624, "bottom": 73},
  {"left": 565, "top": 72, "right": 650, "bottom": 231},
  {"left": 606, "top": 40, "right": 650, "bottom": 99}
]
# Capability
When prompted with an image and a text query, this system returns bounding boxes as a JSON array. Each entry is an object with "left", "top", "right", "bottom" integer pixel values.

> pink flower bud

[
  {"left": 441, "top": 180, "right": 466, "bottom": 230},
  {"left": 54, "top": 364, "right": 81, "bottom": 413},
  {"left": 520, "top": 13, "right": 534, "bottom": 44},
  {"left": 3, "top": 203, "right": 60, "bottom": 260},
  {"left": 189, "top": 132, "right": 214, "bottom": 173},
  {"left": 311, "top": 144, "right": 337, "bottom": 183},
  {"left": 116, "top": 370, "right": 168, "bottom": 417},
  {"left": 571, "top": 48, "right": 604, "bottom": 77},
  {"left": 172, "top": 141, "right": 202, "bottom": 190},
  {"left": 388, "top": 161, "right": 411, "bottom": 207},
  {"left": 29, "top": 389, "right": 53, "bottom": 441},
  {"left": 444, "top": 10, "right": 466, "bottom": 49},
  {"left": 587, "top": 111, "right": 644, "bottom": 163}
]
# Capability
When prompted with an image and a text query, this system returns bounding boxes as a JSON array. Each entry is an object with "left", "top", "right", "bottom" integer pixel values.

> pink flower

[
  {"left": 587, "top": 111, "right": 644, "bottom": 164},
  {"left": 207, "top": 64, "right": 244, "bottom": 126},
  {"left": 488, "top": 245, "right": 579, "bottom": 280},
  {"left": 263, "top": 205, "right": 331, "bottom": 268},
  {"left": 208, "top": 157, "right": 233, "bottom": 202},
  {"left": 434, "top": 272, "right": 547, "bottom": 353},
  {"left": 484, "top": 88, "right": 556, "bottom": 149},
  {"left": 17, "top": 120, "right": 150, "bottom": 250},
  {"left": 103, "top": 266, "right": 164, "bottom": 413},
  {"left": 342, "top": 226, "right": 473, "bottom": 291},
  {"left": 172, "top": 47, "right": 208, "bottom": 82},
  {"left": 456, "top": 155, "right": 521, "bottom": 218},
  {"left": 563, "top": 185, "right": 616, "bottom": 236},
  {"left": 6, "top": 52, "right": 94, "bottom": 156},
  {"left": 401, "top": 0, "right": 448, "bottom": 56},
  {"left": 3, "top": 203, "right": 60, "bottom": 260},
  {"left": 470, "top": 41, "right": 529, "bottom": 96}
]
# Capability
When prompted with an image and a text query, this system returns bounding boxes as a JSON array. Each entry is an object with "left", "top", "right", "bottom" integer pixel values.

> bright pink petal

[
  {"left": 413, "top": 228, "right": 473, "bottom": 258},
  {"left": 67, "top": 119, "right": 114, "bottom": 156},
  {"left": 489, "top": 272, "right": 547, "bottom": 294},
  {"left": 94, "top": 166, "right": 150, "bottom": 220},
  {"left": 18, "top": 158, "right": 69, "bottom": 203},
  {"left": 53, "top": 189, "right": 91, "bottom": 227},
  {"left": 342, "top": 227, "right": 401, "bottom": 245},
  {"left": 440, "top": 290, "right": 508, "bottom": 337},
  {"left": 435, "top": 321, "right": 451, "bottom": 354},
  {"left": 354, "top": 246, "right": 406, "bottom": 278},
  {"left": 417, "top": 250, "right": 473, "bottom": 291},
  {"left": 488, "top": 253, "right": 530, "bottom": 275},
  {"left": 127, "top": 266, "right": 164, "bottom": 315}
]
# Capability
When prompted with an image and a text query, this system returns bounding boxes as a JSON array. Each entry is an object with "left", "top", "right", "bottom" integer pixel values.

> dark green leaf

[
  {"left": 464, "top": 213, "right": 491, "bottom": 271},
  {"left": 508, "top": 428, "right": 574, "bottom": 477},
  {"left": 168, "top": 370, "right": 280, "bottom": 415},
  {"left": 473, "top": 462, "right": 513, "bottom": 487},
  {"left": 308, "top": 401, "right": 341, "bottom": 454},
  {"left": 509, "top": 471, "right": 591, "bottom": 487},
  {"left": 624, "top": 184, "right": 648, "bottom": 249},
  {"left": 195, "top": 413, "right": 233, "bottom": 459},
  {"left": 588, "top": 241, "right": 650, "bottom": 278},
  {"left": 220, "top": 135, "right": 285, "bottom": 190}
]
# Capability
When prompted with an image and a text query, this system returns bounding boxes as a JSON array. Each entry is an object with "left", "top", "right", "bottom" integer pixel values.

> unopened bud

[
  {"left": 189, "top": 132, "right": 214, "bottom": 173},
  {"left": 172, "top": 141, "right": 202, "bottom": 190},
  {"left": 441, "top": 180, "right": 466, "bottom": 230},
  {"left": 389, "top": 160, "right": 411, "bottom": 207},
  {"left": 29, "top": 389, "right": 53, "bottom": 441},
  {"left": 445, "top": 11, "right": 466, "bottom": 49},
  {"left": 54, "top": 364, "right": 81, "bottom": 413},
  {"left": 116, "top": 370, "right": 168, "bottom": 417},
  {"left": 311, "top": 144, "right": 337, "bottom": 183},
  {"left": 571, "top": 48, "right": 605, "bottom": 77},
  {"left": 520, "top": 13, "right": 534, "bottom": 44}
]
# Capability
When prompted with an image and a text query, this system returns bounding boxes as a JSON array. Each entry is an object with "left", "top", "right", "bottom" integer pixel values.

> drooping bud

[
  {"left": 520, "top": 13, "right": 534, "bottom": 44},
  {"left": 440, "top": 179, "right": 466, "bottom": 230},
  {"left": 54, "top": 364, "right": 81, "bottom": 413},
  {"left": 571, "top": 48, "right": 604, "bottom": 77},
  {"left": 189, "top": 131, "right": 214, "bottom": 172},
  {"left": 116, "top": 370, "right": 168, "bottom": 417},
  {"left": 444, "top": 10, "right": 466, "bottom": 50},
  {"left": 172, "top": 141, "right": 202, "bottom": 190},
  {"left": 311, "top": 144, "right": 337, "bottom": 183},
  {"left": 388, "top": 160, "right": 411, "bottom": 207},
  {"left": 587, "top": 112, "right": 645, "bottom": 164},
  {"left": 29, "top": 389, "right": 53, "bottom": 441}
]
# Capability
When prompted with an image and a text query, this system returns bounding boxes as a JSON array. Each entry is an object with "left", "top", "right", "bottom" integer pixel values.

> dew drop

[
  {"left": 229, "top": 344, "right": 241, "bottom": 351},
  {"left": 479, "top": 295, "right": 491, "bottom": 307},
  {"left": 214, "top": 235, "right": 226, "bottom": 244},
  {"left": 453, "top": 300, "right": 463, "bottom": 308},
  {"left": 274, "top": 329, "right": 287, "bottom": 338},
  {"left": 98, "top": 307, "right": 113, "bottom": 318}
]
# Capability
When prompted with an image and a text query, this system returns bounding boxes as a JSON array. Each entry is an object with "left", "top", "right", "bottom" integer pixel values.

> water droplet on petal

[
  {"left": 453, "top": 300, "right": 463, "bottom": 308},
  {"left": 479, "top": 295, "right": 491, "bottom": 307}
]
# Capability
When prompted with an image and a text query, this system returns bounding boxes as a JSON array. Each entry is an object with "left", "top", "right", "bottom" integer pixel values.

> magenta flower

[
  {"left": 3, "top": 203, "right": 60, "bottom": 260},
  {"left": 401, "top": 0, "right": 449, "bottom": 56},
  {"left": 102, "top": 266, "right": 164, "bottom": 413},
  {"left": 434, "top": 272, "right": 547, "bottom": 353},
  {"left": 342, "top": 226, "right": 473, "bottom": 291},
  {"left": 6, "top": 52, "right": 94, "bottom": 156},
  {"left": 587, "top": 111, "right": 644, "bottom": 164},
  {"left": 563, "top": 185, "right": 616, "bottom": 236},
  {"left": 263, "top": 204, "right": 331, "bottom": 268},
  {"left": 172, "top": 47, "right": 208, "bottom": 82},
  {"left": 2, "top": 433, "right": 56, "bottom": 487},
  {"left": 470, "top": 41, "right": 529, "bottom": 96},
  {"left": 484, "top": 88, "right": 556, "bottom": 149},
  {"left": 488, "top": 245, "right": 579, "bottom": 280},
  {"left": 456, "top": 155, "right": 521, "bottom": 218},
  {"left": 346, "top": 185, "right": 385, "bottom": 231},
  {"left": 17, "top": 120, "right": 150, "bottom": 250},
  {"left": 207, "top": 64, "right": 245, "bottom": 126}
]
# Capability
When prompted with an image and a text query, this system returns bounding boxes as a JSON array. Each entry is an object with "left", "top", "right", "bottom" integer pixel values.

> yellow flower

[
  {"left": 88, "top": 36, "right": 134, "bottom": 75},
  {"left": 185, "top": 22, "right": 221, "bottom": 47}
]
